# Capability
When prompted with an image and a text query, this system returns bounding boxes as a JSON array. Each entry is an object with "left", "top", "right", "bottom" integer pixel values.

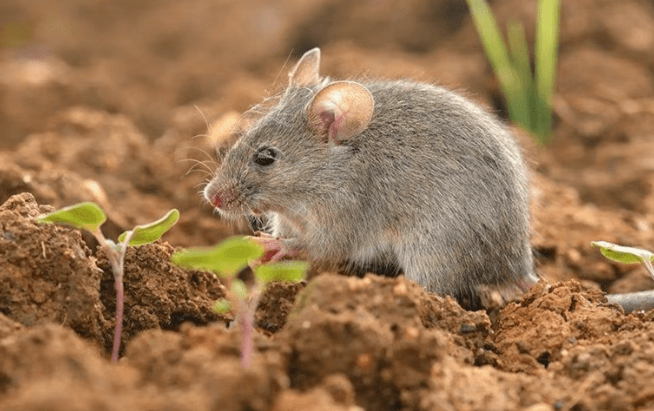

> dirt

[{"left": 1, "top": 0, "right": 654, "bottom": 410}]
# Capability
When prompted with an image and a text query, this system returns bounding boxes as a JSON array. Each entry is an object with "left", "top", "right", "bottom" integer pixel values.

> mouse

[{"left": 204, "top": 47, "right": 654, "bottom": 312}]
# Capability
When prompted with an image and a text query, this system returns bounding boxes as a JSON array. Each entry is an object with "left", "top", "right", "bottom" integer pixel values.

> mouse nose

[
  {"left": 209, "top": 192, "right": 223, "bottom": 209},
  {"left": 205, "top": 185, "right": 237, "bottom": 210}
]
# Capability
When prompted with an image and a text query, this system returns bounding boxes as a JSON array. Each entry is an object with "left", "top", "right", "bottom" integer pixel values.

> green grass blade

[
  {"left": 37, "top": 202, "right": 106, "bottom": 233},
  {"left": 255, "top": 261, "right": 309, "bottom": 284},
  {"left": 465, "top": 0, "right": 522, "bottom": 123},
  {"left": 535, "top": 0, "right": 561, "bottom": 143},
  {"left": 507, "top": 20, "right": 533, "bottom": 131},
  {"left": 118, "top": 209, "right": 180, "bottom": 246},
  {"left": 171, "top": 237, "right": 264, "bottom": 278}
]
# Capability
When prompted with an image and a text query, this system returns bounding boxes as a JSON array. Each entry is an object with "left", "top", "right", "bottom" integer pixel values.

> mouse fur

[
  {"left": 205, "top": 48, "right": 654, "bottom": 312},
  {"left": 204, "top": 48, "right": 541, "bottom": 309}
]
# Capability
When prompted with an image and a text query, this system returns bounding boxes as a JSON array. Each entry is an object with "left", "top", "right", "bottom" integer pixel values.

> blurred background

[
  {"left": 1, "top": 0, "right": 654, "bottom": 290},
  {"left": 0, "top": 0, "right": 508, "bottom": 147}
]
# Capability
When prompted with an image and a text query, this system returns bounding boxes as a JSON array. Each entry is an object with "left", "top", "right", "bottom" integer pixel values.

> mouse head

[{"left": 204, "top": 48, "right": 374, "bottom": 220}]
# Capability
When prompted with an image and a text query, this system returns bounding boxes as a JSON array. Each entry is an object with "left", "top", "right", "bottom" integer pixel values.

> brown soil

[{"left": 2, "top": 0, "right": 654, "bottom": 410}]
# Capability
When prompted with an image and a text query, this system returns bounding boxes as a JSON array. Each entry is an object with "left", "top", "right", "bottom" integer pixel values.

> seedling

[
  {"left": 37, "top": 202, "right": 179, "bottom": 362},
  {"left": 591, "top": 241, "right": 654, "bottom": 281},
  {"left": 465, "top": 0, "right": 561, "bottom": 144},
  {"left": 172, "top": 237, "right": 307, "bottom": 368}
]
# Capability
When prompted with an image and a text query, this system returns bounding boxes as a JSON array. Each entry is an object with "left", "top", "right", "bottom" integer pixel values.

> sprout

[
  {"left": 172, "top": 237, "right": 308, "bottom": 368},
  {"left": 38, "top": 203, "right": 179, "bottom": 363},
  {"left": 591, "top": 241, "right": 654, "bottom": 281},
  {"left": 38, "top": 202, "right": 107, "bottom": 233},
  {"left": 172, "top": 237, "right": 263, "bottom": 278}
]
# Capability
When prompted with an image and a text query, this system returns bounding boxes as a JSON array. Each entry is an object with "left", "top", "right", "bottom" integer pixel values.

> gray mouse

[{"left": 204, "top": 47, "right": 654, "bottom": 312}]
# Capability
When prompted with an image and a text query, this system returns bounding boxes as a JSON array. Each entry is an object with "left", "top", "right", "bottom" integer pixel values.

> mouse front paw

[{"left": 248, "top": 234, "right": 299, "bottom": 264}]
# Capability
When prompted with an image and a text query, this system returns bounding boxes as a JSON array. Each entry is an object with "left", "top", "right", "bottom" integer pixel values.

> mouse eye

[{"left": 252, "top": 146, "right": 279, "bottom": 167}]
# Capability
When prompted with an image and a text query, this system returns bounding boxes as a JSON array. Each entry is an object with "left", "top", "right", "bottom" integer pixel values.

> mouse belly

[
  {"left": 339, "top": 242, "right": 402, "bottom": 278},
  {"left": 343, "top": 256, "right": 402, "bottom": 278}
]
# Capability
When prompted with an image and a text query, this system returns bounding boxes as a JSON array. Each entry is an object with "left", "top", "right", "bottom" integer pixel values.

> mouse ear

[
  {"left": 289, "top": 48, "right": 321, "bottom": 87},
  {"left": 307, "top": 81, "right": 374, "bottom": 144}
]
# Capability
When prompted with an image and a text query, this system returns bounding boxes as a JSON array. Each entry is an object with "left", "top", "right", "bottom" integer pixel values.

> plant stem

[
  {"left": 94, "top": 229, "right": 134, "bottom": 363},
  {"left": 240, "top": 284, "right": 263, "bottom": 368},
  {"left": 112, "top": 274, "right": 124, "bottom": 363},
  {"left": 240, "top": 308, "right": 253, "bottom": 368},
  {"left": 104, "top": 249, "right": 125, "bottom": 363}
]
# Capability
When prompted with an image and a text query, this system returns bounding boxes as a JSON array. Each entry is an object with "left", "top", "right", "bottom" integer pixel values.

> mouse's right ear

[
  {"left": 307, "top": 81, "right": 374, "bottom": 144},
  {"left": 289, "top": 48, "right": 321, "bottom": 87}
]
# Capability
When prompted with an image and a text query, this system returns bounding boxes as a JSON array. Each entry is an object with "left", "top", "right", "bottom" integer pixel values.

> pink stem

[
  {"left": 112, "top": 276, "right": 124, "bottom": 363},
  {"left": 91, "top": 229, "right": 134, "bottom": 363},
  {"left": 100, "top": 230, "right": 132, "bottom": 364},
  {"left": 240, "top": 308, "right": 253, "bottom": 368}
]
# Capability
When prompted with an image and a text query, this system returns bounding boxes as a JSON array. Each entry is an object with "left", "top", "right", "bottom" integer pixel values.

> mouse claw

[
  {"left": 516, "top": 272, "right": 539, "bottom": 293},
  {"left": 248, "top": 235, "right": 299, "bottom": 266}
]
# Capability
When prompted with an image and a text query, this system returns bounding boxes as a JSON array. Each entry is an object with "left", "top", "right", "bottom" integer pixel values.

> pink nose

[
  {"left": 207, "top": 186, "right": 236, "bottom": 210},
  {"left": 210, "top": 193, "right": 222, "bottom": 208}
]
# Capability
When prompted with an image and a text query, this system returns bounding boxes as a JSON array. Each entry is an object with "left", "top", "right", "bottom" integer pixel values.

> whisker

[
  {"left": 194, "top": 105, "right": 212, "bottom": 135},
  {"left": 185, "top": 162, "right": 216, "bottom": 178},
  {"left": 270, "top": 50, "right": 293, "bottom": 91},
  {"left": 181, "top": 145, "right": 217, "bottom": 163},
  {"left": 194, "top": 178, "right": 212, "bottom": 190},
  {"left": 191, "top": 132, "right": 210, "bottom": 140},
  {"left": 178, "top": 156, "right": 216, "bottom": 177}
]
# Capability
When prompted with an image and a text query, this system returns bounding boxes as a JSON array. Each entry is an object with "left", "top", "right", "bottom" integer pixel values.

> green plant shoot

[
  {"left": 171, "top": 236, "right": 264, "bottom": 278},
  {"left": 591, "top": 241, "right": 654, "bottom": 281},
  {"left": 38, "top": 202, "right": 179, "bottom": 363},
  {"left": 171, "top": 237, "right": 308, "bottom": 368},
  {"left": 465, "top": 0, "right": 561, "bottom": 144},
  {"left": 37, "top": 201, "right": 107, "bottom": 233},
  {"left": 118, "top": 209, "right": 180, "bottom": 246},
  {"left": 256, "top": 261, "right": 309, "bottom": 284},
  {"left": 214, "top": 299, "right": 232, "bottom": 314}
]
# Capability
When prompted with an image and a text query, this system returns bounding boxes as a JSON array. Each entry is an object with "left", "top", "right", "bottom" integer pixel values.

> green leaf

[
  {"left": 171, "top": 237, "right": 264, "bottom": 278},
  {"left": 118, "top": 209, "right": 180, "bottom": 246},
  {"left": 37, "top": 202, "right": 106, "bottom": 233},
  {"left": 231, "top": 279, "right": 249, "bottom": 301},
  {"left": 591, "top": 241, "right": 654, "bottom": 265},
  {"left": 214, "top": 299, "right": 232, "bottom": 314},
  {"left": 255, "top": 261, "right": 308, "bottom": 284}
]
